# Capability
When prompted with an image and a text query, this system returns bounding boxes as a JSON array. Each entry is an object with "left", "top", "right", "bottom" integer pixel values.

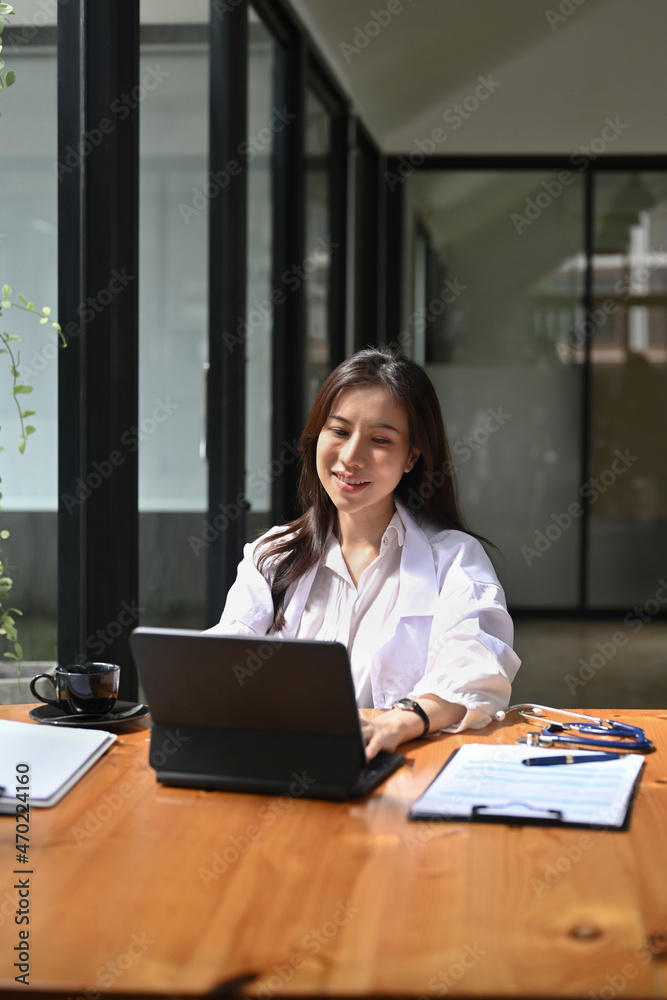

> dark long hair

[{"left": 256, "top": 346, "right": 487, "bottom": 631}]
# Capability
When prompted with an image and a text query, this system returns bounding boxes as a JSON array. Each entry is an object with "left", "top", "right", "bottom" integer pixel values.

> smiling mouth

[{"left": 333, "top": 472, "right": 370, "bottom": 486}]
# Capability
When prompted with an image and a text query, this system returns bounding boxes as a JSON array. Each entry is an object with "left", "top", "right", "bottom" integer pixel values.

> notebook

[
  {"left": 0, "top": 720, "right": 116, "bottom": 813},
  {"left": 129, "top": 626, "right": 404, "bottom": 801}
]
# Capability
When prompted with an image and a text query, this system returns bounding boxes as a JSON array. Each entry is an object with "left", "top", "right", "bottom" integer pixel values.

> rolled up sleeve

[
  {"left": 203, "top": 540, "right": 275, "bottom": 636},
  {"left": 411, "top": 583, "right": 521, "bottom": 733}
]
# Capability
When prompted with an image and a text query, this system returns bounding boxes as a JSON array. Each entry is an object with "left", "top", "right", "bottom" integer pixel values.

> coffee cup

[{"left": 30, "top": 662, "right": 120, "bottom": 716}]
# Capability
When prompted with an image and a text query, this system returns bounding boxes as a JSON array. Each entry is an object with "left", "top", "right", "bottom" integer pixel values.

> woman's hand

[{"left": 361, "top": 695, "right": 467, "bottom": 760}]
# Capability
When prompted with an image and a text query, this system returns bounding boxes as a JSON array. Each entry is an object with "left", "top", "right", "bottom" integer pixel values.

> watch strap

[{"left": 392, "top": 697, "right": 430, "bottom": 737}]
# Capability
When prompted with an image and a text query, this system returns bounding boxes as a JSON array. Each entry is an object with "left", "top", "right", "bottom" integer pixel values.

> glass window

[
  {"left": 588, "top": 172, "right": 667, "bottom": 605},
  {"left": 138, "top": 9, "right": 209, "bottom": 629},
  {"left": 0, "top": 25, "right": 58, "bottom": 688},
  {"left": 406, "top": 170, "right": 585, "bottom": 607},
  {"left": 303, "top": 87, "right": 332, "bottom": 419},
  {"left": 244, "top": 6, "right": 276, "bottom": 540}
]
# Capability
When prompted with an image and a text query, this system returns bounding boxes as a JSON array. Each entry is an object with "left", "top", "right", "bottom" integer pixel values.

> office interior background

[{"left": 0, "top": 0, "right": 665, "bottom": 705}]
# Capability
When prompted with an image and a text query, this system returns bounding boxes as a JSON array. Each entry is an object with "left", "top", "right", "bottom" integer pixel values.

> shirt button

[{"left": 383, "top": 538, "right": 388, "bottom": 545}]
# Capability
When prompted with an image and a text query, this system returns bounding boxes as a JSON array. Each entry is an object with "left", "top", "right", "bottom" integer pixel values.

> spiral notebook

[{"left": 408, "top": 743, "right": 645, "bottom": 830}]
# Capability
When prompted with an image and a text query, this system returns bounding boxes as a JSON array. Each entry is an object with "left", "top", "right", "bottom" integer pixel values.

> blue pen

[{"left": 521, "top": 753, "right": 622, "bottom": 767}]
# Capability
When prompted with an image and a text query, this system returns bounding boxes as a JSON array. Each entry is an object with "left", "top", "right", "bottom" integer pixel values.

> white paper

[
  {"left": 0, "top": 719, "right": 116, "bottom": 811},
  {"left": 409, "top": 743, "right": 645, "bottom": 828}
]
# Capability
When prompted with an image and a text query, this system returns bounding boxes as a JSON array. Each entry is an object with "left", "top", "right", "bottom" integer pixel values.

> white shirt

[
  {"left": 295, "top": 512, "right": 403, "bottom": 708},
  {"left": 206, "top": 500, "right": 521, "bottom": 733}
]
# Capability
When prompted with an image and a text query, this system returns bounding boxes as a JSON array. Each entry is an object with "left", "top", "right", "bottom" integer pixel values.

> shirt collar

[
  {"left": 322, "top": 507, "right": 405, "bottom": 577},
  {"left": 383, "top": 507, "right": 405, "bottom": 547}
]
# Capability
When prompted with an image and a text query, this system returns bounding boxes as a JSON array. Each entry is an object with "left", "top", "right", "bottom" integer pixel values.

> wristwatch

[{"left": 391, "top": 697, "right": 430, "bottom": 737}]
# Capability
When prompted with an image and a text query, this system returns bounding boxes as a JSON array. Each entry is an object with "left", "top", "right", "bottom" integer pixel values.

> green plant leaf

[
  {"left": 17, "top": 293, "right": 26, "bottom": 304},
  {"left": 4, "top": 334, "right": 20, "bottom": 341},
  {"left": 5, "top": 70, "right": 15, "bottom": 87},
  {"left": 42, "top": 306, "right": 51, "bottom": 316},
  {"left": 0, "top": 530, "right": 9, "bottom": 539},
  {"left": 18, "top": 440, "right": 25, "bottom": 454},
  {"left": 13, "top": 384, "right": 33, "bottom": 394},
  {"left": 20, "top": 410, "right": 35, "bottom": 418},
  {"left": 0, "top": 300, "right": 10, "bottom": 308},
  {"left": 25, "top": 425, "right": 35, "bottom": 435},
  {"left": 26, "top": 302, "right": 34, "bottom": 310}
]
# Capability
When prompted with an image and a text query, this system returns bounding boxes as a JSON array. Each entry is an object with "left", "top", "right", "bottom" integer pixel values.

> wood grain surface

[{"left": 1, "top": 704, "right": 666, "bottom": 998}]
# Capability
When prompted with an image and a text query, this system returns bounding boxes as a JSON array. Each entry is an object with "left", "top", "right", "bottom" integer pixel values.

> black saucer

[{"left": 29, "top": 700, "right": 150, "bottom": 728}]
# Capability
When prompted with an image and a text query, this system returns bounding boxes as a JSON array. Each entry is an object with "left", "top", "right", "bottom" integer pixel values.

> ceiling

[{"left": 285, "top": 0, "right": 667, "bottom": 155}]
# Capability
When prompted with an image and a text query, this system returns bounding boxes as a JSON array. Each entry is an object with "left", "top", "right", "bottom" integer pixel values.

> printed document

[{"left": 409, "top": 743, "right": 645, "bottom": 828}]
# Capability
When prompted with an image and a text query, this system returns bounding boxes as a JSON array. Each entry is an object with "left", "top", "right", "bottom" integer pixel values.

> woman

[{"left": 208, "top": 346, "right": 520, "bottom": 759}]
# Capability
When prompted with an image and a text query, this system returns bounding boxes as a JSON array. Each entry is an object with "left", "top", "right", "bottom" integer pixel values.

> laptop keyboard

[{"left": 350, "top": 750, "right": 403, "bottom": 796}]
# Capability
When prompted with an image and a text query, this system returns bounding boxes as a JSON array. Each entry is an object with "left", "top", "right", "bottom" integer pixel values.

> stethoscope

[{"left": 496, "top": 703, "right": 655, "bottom": 754}]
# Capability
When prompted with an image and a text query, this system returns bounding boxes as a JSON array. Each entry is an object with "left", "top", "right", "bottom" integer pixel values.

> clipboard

[{"left": 407, "top": 743, "right": 645, "bottom": 830}]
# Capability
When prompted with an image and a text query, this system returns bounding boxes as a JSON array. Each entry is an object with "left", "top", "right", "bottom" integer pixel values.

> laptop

[{"left": 129, "top": 627, "right": 404, "bottom": 801}]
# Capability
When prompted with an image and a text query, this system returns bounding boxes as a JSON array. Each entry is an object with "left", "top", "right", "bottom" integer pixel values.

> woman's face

[{"left": 316, "top": 385, "right": 420, "bottom": 524}]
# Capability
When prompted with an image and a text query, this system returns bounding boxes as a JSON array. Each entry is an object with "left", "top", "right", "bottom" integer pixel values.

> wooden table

[{"left": 1, "top": 705, "right": 667, "bottom": 999}]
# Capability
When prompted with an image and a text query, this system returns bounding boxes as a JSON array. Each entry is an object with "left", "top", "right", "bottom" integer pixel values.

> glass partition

[
  {"left": 588, "top": 172, "right": 667, "bottom": 606},
  {"left": 138, "top": 13, "right": 209, "bottom": 629},
  {"left": 407, "top": 170, "right": 585, "bottom": 607},
  {"left": 244, "top": 6, "right": 276, "bottom": 540},
  {"left": 0, "top": 30, "right": 58, "bottom": 684},
  {"left": 303, "top": 87, "right": 332, "bottom": 419}
]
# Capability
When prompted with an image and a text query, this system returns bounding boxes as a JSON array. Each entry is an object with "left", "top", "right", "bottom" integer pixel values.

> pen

[{"left": 521, "top": 753, "right": 622, "bottom": 766}]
